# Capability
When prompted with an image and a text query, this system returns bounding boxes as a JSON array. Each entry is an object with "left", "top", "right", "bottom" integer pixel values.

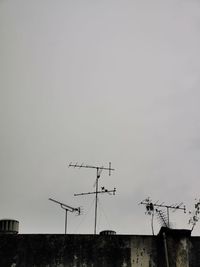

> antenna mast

[
  {"left": 69, "top": 162, "right": 115, "bottom": 234},
  {"left": 49, "top": 198, "right": 81, "bottom": 234}
]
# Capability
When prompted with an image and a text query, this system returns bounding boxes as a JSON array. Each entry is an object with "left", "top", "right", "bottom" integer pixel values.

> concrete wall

[{"left": 0, "top": 228, "right": 199, "bottom": 267}]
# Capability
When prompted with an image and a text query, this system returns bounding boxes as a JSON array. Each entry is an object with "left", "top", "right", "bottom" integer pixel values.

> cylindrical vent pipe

[
  {"left": 99, "top": 230, "right": 116, "bottom": 235},
  {"left": 0, "top": 219, "right": 19, "bottom": 234}
]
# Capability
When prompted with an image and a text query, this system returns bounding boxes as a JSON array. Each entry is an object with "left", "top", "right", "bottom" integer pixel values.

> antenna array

[
  {"left": 69, "top": 162, "right": 116, "bottom": 234},
  {"left": 140, "top": 197, "right": 186, "bottom": 233}
]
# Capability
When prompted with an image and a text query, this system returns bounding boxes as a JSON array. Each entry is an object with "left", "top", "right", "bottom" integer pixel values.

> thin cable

[
  {"left": 98, "top": 199, "right": 112, "bottom": 230},
  {"left": 73, "top": 198, "right": 96, "bottom": 234}
]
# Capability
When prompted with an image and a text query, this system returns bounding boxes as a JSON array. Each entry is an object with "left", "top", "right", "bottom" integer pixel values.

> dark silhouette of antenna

[
  {"left": 69, "top": 162, "right": 115, "bottom": 234},
  {"left": 189, "top": 199, "right": 200, "bottom": 231},
  {"left": 140, "top": 197, "right": 186, "bottom": 233},
  {"left": 49, "top": 198, "right": 81, "bottom": 234},
  {"left": 156, "top": 209, "right": 168, "bottom": 228}
]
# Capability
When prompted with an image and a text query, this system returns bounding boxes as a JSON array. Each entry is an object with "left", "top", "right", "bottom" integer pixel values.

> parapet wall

[{"left": 0, "top": 228, "right": 199, "bottom": 267}]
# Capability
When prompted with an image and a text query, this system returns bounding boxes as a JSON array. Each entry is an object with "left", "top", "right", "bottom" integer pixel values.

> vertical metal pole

[
  {"left": 167, "top": 207, "right": 169, "bottom": 227},
  {"left": 94, "top": 168, "right": 99, "bottom": 235},
  {"left": 151, "top": 213, "right": 154, "bottom": 235},
  {"left": 109, "top": 162, "right": 111, "bottom": 176},
  {"left": 163, "top": 232, "right": 170, "bottom": 267},
  {"left": 65, "top": 209, "right": 68, "bottom": 234}
]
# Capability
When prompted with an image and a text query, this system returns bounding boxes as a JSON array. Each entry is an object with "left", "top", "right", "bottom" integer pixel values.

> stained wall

[{"left": 0, "top": 228, "right": 199, "bottom": 267}]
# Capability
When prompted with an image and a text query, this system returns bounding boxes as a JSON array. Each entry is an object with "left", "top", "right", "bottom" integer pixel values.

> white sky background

[{"left": 0, "top": 0, "right": 200, "bottom": 235}]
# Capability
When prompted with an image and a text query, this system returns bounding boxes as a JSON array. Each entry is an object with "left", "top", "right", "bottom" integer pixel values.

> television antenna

[
  {"left": 189, "top": 199, "right": 200, "bottom": 231},
  {"left": 49, "top": 198, "right": 81, "bottom": 234},
  {"left": 140, "top": 197, "right": 186, "bottom": 233},
  {"left": 69, "top": 162, "right": 115, "bottom": 234}
]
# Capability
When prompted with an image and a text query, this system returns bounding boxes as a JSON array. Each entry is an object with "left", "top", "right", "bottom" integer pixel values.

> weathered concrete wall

[
  {"left": 156, "top": 228, "right": 191, "bottom": 267},
  {"left": 0, "top": 234, "right": 156, "bottom": 267},
  {"left": 0, "top": 229, "right": 199, "bottom": 267},
  {"left": 130, "top": 236, "right": 157, "bottom": 267}
]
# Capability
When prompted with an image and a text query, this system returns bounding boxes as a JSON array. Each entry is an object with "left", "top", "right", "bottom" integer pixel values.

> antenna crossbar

[
  {"left": 69, "top": 163, "right": 114, "bottom": 174},
  {"left": 49, "top": 198, "right": 80, "bottom": 213},
  {"left": 140, "top": 200, "right": 186, "bottom": 212},
  {"left": 74, "top": 188, "right": 116, "bottom": 196}
]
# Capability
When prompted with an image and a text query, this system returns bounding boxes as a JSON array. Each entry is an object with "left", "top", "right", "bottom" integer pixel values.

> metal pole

[
  {"left": 167, "top": 207, "right": 169, "bottom": 227},
  {"left": 163, "top": 232, "right": 170, "bottom": 267},
  {"left": 151, "top": 213, "right": 154, "bottom": 235},
  {"left": 94, "top": 168, "right": 99, "bottom": 234},
  {"left": 65, "top": 209, "right": 68, "bottom": 234}
]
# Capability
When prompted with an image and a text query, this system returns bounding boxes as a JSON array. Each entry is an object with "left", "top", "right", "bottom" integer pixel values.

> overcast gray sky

[{"left": 0, "top": 0, "right": 200, "bottom": 235}]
